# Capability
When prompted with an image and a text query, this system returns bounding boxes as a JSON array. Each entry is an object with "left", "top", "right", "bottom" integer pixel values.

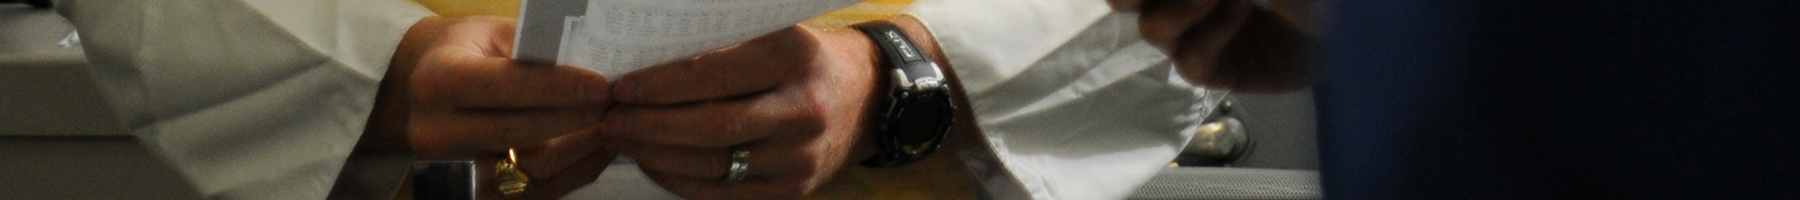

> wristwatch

[{"left": 854, "top": 21, "right": 958, "bottom": 168}]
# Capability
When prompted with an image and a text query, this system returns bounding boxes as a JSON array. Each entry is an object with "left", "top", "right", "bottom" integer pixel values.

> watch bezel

[
  {"left": 867, "top": 80, "right": 956, "bottom": 167},
  {"left": 856, "top": 21, "right": 958, "bottom": 168}
]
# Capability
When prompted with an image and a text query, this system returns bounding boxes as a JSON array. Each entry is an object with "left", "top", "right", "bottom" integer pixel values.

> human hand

[
  {"left": 1108, "top": 0, "right": 1313, "bottom": 92},
  {"left": 379, "top": 16, "right": 617, "bottom": 200},
  {"left": 394, "top": 16, "right": 611, "bottom": 155},
  {"left": 602, "top": 22, "right": 895, "bottom": 199}
]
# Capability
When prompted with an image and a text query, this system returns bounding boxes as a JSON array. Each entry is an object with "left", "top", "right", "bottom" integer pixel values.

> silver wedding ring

[{"left": 724, "top": 145, "right": 750, "bottom": 183}]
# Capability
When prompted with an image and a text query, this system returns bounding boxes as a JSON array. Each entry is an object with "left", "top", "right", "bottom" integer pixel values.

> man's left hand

[{"left": 603, "top": 24, "right": 885, "bottom": 199}]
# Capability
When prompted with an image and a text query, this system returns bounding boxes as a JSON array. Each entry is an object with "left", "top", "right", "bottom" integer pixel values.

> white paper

[{"left": 514, "top": 0, "right": 861, "bottom": 79}]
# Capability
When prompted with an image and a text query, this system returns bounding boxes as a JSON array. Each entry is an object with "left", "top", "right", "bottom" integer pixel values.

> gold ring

[
  {"left": 496, "top": 149, "right": 530, "bottom": 198},
  {"left": 724, "top": 146, "right": 750, "bottom": 183}
]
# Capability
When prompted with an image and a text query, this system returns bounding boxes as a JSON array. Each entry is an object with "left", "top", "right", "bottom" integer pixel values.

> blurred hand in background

[{"left": 1109, "top": 0, "right": 1314, "bottom": 93}]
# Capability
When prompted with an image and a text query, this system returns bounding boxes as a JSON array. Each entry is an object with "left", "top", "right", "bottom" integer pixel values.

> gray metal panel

[
  {"left": 0, "top": 136, "right": 202, "bottom": 199},
  {"left": 1, "top": 5, "right": 129, "bottom": 136},
  {"left": 2, "top": 6, "right": 201, "bottom": 199},
  {"left": 1228, "top": 89, "right": 1320, "bottom": 169}
]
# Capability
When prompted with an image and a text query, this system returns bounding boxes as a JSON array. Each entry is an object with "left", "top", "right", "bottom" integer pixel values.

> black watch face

[{"left": 892, "top": 91, "right": 954, "bottom": 153}]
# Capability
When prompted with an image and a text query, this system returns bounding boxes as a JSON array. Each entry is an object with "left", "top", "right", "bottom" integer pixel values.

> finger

[
  {"left": 1107, "top": 0, "right": 1147, "bottom": 12},
  {"left": 639, "top": 166, "right": 818, "bottom": 200},
  {"left": 620, "top": 142, "right": 812, "bottom": 179},
  {"left": 1138, "top": 0, "right": 1225, "bottom": 53},
  {"left": 518, "top": 149, "right": 617, "bottom": 200},
  {"left": 412, "top": 54, "right": 610, "bottom": 108},
  {"left": 612, "top": 27, "right": 816, "bottom": 105},
  {"left": 1207, "top": 7, "right": 1313, "bottom": 92},
  {"left": 603, "top": 95, "right": 823, "bottom": 148},
  {"left": 462, "top": 16, "right": 522, "bottom": 58},
  {"left": 480, "top": 127, "right": 616, "bottom": 200},
  {"left": 1169, "top": 0, "right": 1255, "bottom": 88},
  {"left": 409, "top": 107, "right": 606, "bottom": 155},
  {"left": 471, "top": 149, "right": 615, "bottom": 200},
  {"left": 518, "top": 126, "right": 612, "bottom": 177}
]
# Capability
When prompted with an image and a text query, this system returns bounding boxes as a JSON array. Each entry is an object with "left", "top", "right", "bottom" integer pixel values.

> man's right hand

[
  {"left": 394, "top": 16, "right": 610, "bottom": 156},
  {"left": 378, "top": 16, "right": 617, "bottom": 200}
]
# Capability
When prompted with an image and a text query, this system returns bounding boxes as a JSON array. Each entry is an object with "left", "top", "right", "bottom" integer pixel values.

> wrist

[
  {"left": 868, "top": 15, "right": 983, "bottom": 167},
  {"left": 848, "top": 18, "right": 965, "bottom": 167}
]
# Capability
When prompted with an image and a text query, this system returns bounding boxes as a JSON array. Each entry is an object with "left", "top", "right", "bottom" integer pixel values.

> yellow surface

[
  {"left": 410, "top": 0, "right": 911, "bottom": 29},
  {"left": 802, "top": 0, "right": 914, "bottom": 29},
  {"left": 411, "top": 0, "right": 520, "bottom": 18}
]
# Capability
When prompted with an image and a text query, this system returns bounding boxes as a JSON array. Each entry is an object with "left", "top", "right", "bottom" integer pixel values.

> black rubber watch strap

[
  {"left": 855, "top": 20, "right": 956, "bottom": 168},
  {"left": 856, "top": 21, "right": 945, "bottom": 91}
]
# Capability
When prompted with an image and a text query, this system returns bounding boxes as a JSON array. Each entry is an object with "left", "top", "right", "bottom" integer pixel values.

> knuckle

[
  {"left": 760, "top": 27, "right": 821, "bottom": 68},
  {"left": 791, "top": 32, "right": 823, "bottom": 65},
  {"left": 790, "top": 96, "right": 829, "bottom": 134},
  {"left": 719, "top": 115, "right": 748, "bottom": 136},
  {"left": 759, "top": 94, "right": 825, "bottom": 136},
  {"left": 414, "top": 60, "right": 488, "bottom": 104},
  {"left": 410, "top": 69, "right": 451, "bottom": 102},
  {"left": 786, "top": 154, "right": 824, "bottom": 176}
]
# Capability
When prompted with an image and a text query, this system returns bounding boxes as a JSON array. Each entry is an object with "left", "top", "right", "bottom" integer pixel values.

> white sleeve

[
  {"left": 905, "top": 0, "right": 1226, "bottom": 199},
  {"left": 52, "top": 0, "right": 433, "bottom": 198}
]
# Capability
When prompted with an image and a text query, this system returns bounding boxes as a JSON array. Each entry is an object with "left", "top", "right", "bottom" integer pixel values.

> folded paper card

[{"left": 512, "top": 0, "right": 861, "bottom": 79}]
